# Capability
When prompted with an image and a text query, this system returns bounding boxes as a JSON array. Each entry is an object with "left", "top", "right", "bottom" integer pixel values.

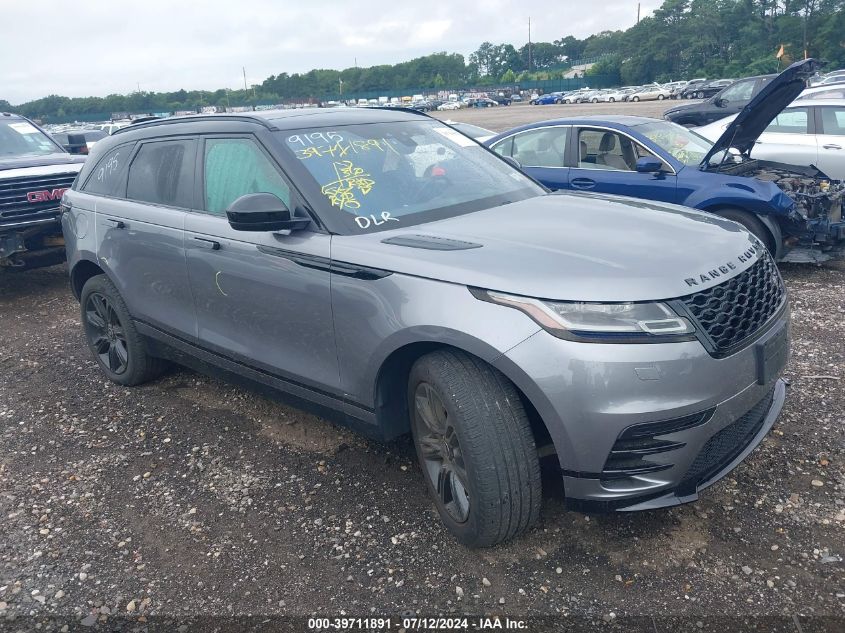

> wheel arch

[
  {"left": 70, "top": 258, "right": 108, "bottom": 301},
  {"left": 699, "top": 204, "right": 784, "bottom": 259},
  {"left": 372, "top": 341, "right": 554, "bottom": 460}
]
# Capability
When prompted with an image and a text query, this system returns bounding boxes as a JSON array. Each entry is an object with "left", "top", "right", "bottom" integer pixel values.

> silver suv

[{"left": 62, "top": 108, "right": 789, "bottom": 547}]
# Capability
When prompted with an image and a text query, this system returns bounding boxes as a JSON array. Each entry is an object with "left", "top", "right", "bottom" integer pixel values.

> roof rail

[{"left": 112, "top": 113, "right": 276, "bottom": 135}]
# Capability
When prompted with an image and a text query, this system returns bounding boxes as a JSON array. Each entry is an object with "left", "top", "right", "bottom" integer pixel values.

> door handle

[
  {"left": 192, "top": 237, "right": 220, "bottom": 250},
  {"left": 571, "top": 178, "right": 596, "bottom": 189},
  {"left": 823, "top": 144, "right": 842, "bottom": 150},
  {"left": 104, "top": 218, "right": 125, "bottom": 229}
]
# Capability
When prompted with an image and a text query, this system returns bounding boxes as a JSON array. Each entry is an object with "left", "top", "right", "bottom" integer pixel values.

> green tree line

[{"left": 4, "top": 0, "right": 844, "bottom": 121}]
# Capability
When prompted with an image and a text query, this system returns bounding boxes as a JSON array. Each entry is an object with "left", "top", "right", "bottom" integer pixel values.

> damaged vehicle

[
  {"left": 63, "top": 107, "right": 788, "bottom": 548},
  {"left": 1, "top": 113, "right": 85, "bottom": 271},
  {"left": 486, "top": 59, "right": 845, "bottom": 263}
]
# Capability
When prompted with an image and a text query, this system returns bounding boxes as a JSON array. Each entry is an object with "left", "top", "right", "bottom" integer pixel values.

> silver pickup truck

[{"left": 0, "top": 113, "right": 84, "bottom": 270}]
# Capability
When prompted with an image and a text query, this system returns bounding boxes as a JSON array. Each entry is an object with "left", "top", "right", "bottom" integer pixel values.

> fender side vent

[{"left": 381, "top": 235, "right": 482, "bottom": 251}]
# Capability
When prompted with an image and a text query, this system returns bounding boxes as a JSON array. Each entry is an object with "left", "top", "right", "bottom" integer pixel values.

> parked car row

[{"left": 530, "top": 78, "right": 735, "bottom": 107}]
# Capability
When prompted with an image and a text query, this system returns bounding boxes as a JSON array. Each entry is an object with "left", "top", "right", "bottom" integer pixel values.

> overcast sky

[{"left": 2, "top": 0, "right": 662, "bottom": 104}]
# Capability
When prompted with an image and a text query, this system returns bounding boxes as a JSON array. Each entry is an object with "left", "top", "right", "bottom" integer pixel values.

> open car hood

[{"left": 700, "top": 58, "right": 820, "bottom": 168}]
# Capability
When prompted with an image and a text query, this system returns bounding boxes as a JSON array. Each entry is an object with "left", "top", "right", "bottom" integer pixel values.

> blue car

[
  {"left": 529, "top": 93, "right": 561, "bottom": 105},
  {"left": 487, "top": 59, "right": 845, "bottom": 262}
]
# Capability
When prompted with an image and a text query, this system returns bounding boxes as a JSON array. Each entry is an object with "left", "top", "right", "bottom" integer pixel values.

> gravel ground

[{"left": 1, "top": 103, "right": 844, "bottom": 630}]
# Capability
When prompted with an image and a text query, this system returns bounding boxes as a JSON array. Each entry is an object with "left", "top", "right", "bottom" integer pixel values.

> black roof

[{"left": 113, "top": 107, "right": 427, "bottom": 137}]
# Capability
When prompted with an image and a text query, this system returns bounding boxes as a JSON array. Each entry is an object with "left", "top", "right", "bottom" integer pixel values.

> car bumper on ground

[{"left": 494, "top": 309, "right": 789, "bottom": 511}]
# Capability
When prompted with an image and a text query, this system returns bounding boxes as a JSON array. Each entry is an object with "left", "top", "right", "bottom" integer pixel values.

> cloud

[{"left": 0, "top": 0, "right": 663, "bottom": 104}]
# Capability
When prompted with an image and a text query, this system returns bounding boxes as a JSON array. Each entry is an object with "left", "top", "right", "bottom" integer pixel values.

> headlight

[{"left": 470, "top": 288, "right": 695, "bottom": 343}]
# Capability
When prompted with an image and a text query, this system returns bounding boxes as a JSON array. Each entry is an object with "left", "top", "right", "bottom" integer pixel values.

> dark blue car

[
  {"left": 486, "top": 59, "right": 845, "bottom": 262},
  {"left": 529, "top": 93, "right": 561, "bottom": 105}
]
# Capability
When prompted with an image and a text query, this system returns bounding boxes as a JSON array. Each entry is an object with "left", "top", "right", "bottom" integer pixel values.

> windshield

[
  {"left": 635, "top": 120, "right": 713, "bottom": 166},
  {"left": 0, "top": 119, "right": 63, "bottom": 158},
  {"left": 278, "top": 120, "right": 543, "bottom": 233}
]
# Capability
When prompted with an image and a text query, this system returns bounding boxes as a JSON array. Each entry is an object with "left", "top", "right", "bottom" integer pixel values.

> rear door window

[
  {"left": 203, "top": 137, "right": 290, "bottom": 215},
  {"left": 126, "top": 139, "right": 196, "bottom": 208},
  {"left": 509, "top": 128, "right": 568, "bottom": 168},
  {"left": 820, "top": 107, "right": 845, "bottom": 135},
  {"left": 765, "top": 108, "right": 810, "bottom": 134}
]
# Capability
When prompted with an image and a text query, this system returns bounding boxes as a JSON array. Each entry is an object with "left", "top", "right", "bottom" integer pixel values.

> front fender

[{"left": 681, "top": 179, "right": 793, "bottom": 219}]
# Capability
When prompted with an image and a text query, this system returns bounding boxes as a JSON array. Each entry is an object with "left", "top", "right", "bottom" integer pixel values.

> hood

[
  {"left": 701, "top": 58, "right": 820, "bottom": 167},
  {"left": 331, "top": 192, "right": 764, "bottom": 303},
  {"left": 0, "top": 153, "right": 86, "bottom": 172}
]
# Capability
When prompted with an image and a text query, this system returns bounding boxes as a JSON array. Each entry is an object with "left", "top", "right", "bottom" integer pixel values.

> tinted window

[
  {"left": 204, "top": 138, "right": 290, "bottom": 215},
  {"left": 81, "top": 143, "right": 133, "bottom": 196},
  {"left": 720, "top": 80, "right": 755, "bottom": 102},
  {"left": 509, "top": 128, "right": 567, "bottom": 168},
  {"left": 820, "top": 107, "right": 845, "bottom": 135},
  {"left": 765, "top": 108, "right": 810, "bottom": 134},
  {"left": 126, "top": 139, "right": 195, "bottom": 208}
]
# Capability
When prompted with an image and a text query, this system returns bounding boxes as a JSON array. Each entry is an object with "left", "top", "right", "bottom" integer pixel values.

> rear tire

[
  {"left": 632, "top": 96, "right": 640, "bottom": 102},
  {"left": 714, "top": 208, "right": 777, "bottom": 255},
  {"left": 80, "top": 275, "right": 168, "bottom": 386},
  {"left": 408, "top": 350, "right": 542, "bottom": 548}
]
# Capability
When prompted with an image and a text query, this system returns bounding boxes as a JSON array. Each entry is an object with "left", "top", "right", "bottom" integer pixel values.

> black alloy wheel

[{"left": 84, "top": 291, "right": 129, "bottom": 375}]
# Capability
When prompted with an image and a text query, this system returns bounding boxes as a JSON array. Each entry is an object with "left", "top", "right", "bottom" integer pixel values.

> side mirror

[
  {"left": 714, "top": 97, "right": 728, "bottom": 107},
  {"left": 636, "top": 157, "right": 664, "bottom": 173},
  {"left": 225, "top": 193, "right": 309, "bottom": 232},
  {"left": 501, "top": 156, "right": 522, "bottom": 170}
]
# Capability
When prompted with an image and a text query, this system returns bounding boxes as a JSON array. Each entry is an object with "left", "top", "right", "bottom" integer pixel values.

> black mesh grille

[
  {"left": 678, "top": 386, "right": 775, "bottom": 494},
  {"left": 680, "top": 254, "right": 784, "bottom": 353}
]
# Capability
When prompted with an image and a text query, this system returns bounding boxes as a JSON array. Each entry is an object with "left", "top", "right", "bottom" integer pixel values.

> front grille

[
  {"left": 0, "top": 173, "right": 77, "bottom": 221},
  {"left": 677, "top": 386, "right": 776, "bottom": 495},
  {"left": 679, "top": 254, "right": 784, "bottom": 354}
]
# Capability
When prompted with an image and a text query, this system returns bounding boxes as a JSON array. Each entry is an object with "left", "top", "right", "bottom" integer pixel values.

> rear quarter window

[
  {"left": 81, "top": 143, "right": 134, "bottom": 197},
  {"left": 126, "top": 139, "right": 196, "bottom": 208}
]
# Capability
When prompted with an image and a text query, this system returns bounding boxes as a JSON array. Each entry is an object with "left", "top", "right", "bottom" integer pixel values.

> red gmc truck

[{"left": 1, "top": 113, "right": 85, "bottom": 270}]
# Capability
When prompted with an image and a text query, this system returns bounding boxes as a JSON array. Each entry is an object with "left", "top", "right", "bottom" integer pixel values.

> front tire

[
  {"left": 80, "top": 275, "right": 168, "bottom": 386},
  {"left": 658, "top": 94, "right": 665, "bottom": 100},
  {"left": 409, "top": 350, "right": 541, "bottom": 548}
]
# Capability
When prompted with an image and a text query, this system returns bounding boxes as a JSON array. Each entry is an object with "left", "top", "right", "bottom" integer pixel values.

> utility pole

[
  {"left": 803, "top": 0, "right": 809, "bottom": 59},
  {"left": 527, "top": 17, "right": 532, "bottom": 73},
  {"left": 637, "top": 2, "right": 641, "bottom": 24},
  {"left": 339, "top": 78, "right": 343, "bottom": 97},
  {"left": 243, "top": 67, "right": 248, "bottom": 91}
]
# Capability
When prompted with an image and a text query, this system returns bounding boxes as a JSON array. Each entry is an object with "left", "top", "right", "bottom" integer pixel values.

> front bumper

[
  {"left": 564, "top": 378, "right": 785, "bottom": 511},
  {"left": 493, "top": 309, "right": 789, "bottom": 510}
]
